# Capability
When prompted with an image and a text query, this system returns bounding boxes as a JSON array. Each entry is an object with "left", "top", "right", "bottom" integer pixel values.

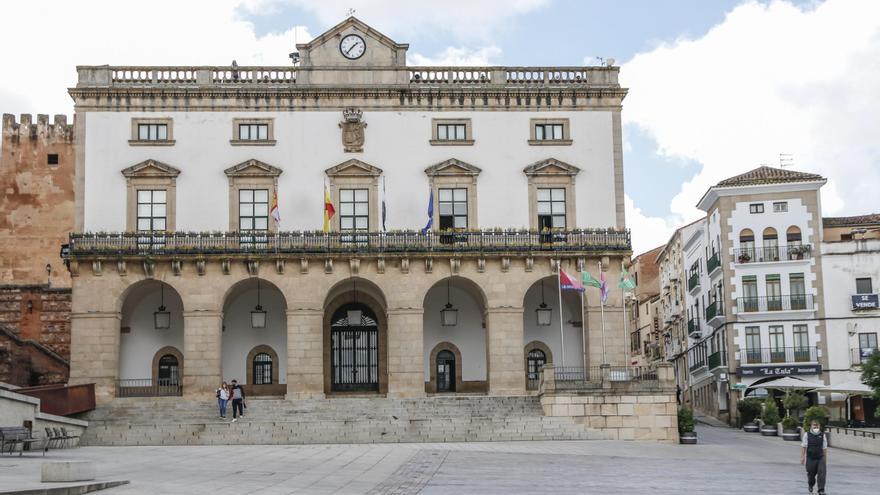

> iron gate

[{"left": 330, "top": 304, "right": 380, "bottom": 392}]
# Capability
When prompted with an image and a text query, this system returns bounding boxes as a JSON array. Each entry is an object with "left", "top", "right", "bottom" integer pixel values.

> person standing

[
  {"left": 230, "top": 379, "right": 246, "bottom": 422},
  {"left": 801, "top": 419, "right": 828, "bottom": 495},
  {"left": 216, "top": 381, "right": 229, "bottom": 419}
]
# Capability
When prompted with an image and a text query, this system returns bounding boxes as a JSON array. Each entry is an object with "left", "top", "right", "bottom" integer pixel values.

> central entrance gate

[{"left": 330, "top": 303, "right": 379, "bottom": 392}]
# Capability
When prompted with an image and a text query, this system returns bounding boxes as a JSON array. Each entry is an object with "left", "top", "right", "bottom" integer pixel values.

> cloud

[
  {"left": 0, "top": 0, "right": 312, "bottom": 115},
  {"left": 620, "top": 0, "right": 880, "bottom": 244},
  {"left": 263, "top": 0, "right": 549, "bottom": 42},
  {"left": 408, "top": 46, "right": 502, "bottom": 66},
  {"left": 625, "top": 195, "right": 681, "bottom": 255}
]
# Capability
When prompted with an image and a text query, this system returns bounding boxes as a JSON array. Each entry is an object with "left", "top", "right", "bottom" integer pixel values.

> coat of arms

[{"left": 339, "top": 107, "right": 367, "bottom": 153}]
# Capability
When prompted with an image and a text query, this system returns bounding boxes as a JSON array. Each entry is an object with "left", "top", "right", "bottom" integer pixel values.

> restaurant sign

[
  {"left": 736, "top": 364, "right": 821, "bottom": 377},
  {"left": 851, "top": 294, "right": 879, "bottom": 310}
]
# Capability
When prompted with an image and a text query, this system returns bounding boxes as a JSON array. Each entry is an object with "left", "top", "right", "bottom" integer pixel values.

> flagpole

[
  {"left": 599, "top": 261, "right": 607, "bottom": 365},
  {"left": 580, "top": 291, "right": 587, "bottom": 372},
  {"left": 557, "top": 259, "right": 566, "bottom": 368}
]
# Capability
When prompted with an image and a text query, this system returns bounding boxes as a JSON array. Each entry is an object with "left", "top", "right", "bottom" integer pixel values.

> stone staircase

[{"left": 78, "top": 395, "right": 606, "bottom": 446}]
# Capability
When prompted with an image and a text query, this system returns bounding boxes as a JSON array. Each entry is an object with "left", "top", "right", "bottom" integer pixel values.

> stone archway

[
  {"left": 245, "top": 344, "right": 284, "bottom": 396},
  {"left": 523, "top": 341, "right": 552, "bottom": 391},
  {"left": 151, "top": 346, "right": 183, "bottom": 396},
  {"left": 427, "top": 341, "right": 464, "bottom": 394}
]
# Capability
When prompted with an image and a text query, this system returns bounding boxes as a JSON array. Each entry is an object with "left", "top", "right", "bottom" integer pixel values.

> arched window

[
  {"left": 436, "top": 350, "right": 456, "bottom": 392},
  {"left": 157, "top": 354, "right": 179, "bottom": 386},
  {"left": 738, "top": 229, "right": 755, "bottom": 263},
  {"left": 762, "top": 227, "right": 778, "bottom": 260},
  {"left": 786, "top": 226, "right": 802, "bottom": 245},
  {"left": 527, "top": 349, "right": 547, "bottom": 381},
  {"left": 253, "top": 353, "right": 273, "bottom": 385}
]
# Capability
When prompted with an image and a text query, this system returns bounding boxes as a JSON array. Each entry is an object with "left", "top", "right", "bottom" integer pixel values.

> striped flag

[
  {"left": 559, "top": 268, "right": 585, "bottom": 292},
  {"left": 323, "top": 186, "right": 335, "bottom": 233},
  {"left": 270, "top": 188, "right": 281, "bottom": 228},
  {"left": 421, "top": 188, "right": 433, "bottom": 234},
  {"left": 599, "top": 270, "right": 609, "bottom": 304}
]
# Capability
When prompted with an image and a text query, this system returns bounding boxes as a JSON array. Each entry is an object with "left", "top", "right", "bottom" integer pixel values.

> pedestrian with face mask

[{"left": 801, "top": 419, "right": 828, "bottom": 495}]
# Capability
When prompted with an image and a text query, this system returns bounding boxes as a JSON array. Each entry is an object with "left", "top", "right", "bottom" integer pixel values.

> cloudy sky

[{"left": 2, "top": 0, "right": 878, "bottom": 253}]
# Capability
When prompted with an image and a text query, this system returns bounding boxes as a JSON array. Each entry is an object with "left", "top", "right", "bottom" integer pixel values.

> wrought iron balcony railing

[
  {"left": 737, "top": 294, "right": 813, "bottom": 313},
  {"left": 707, "top": 251, "right": 721, "bottom": 275},
  {"left": 733, "top": 245, "right": 812, "bottom": 264},
  {"left": 688, "top": 272, "right": 700, "bottom": 291},
  {"left": 739, "top": 346, "right": 818, "bottom": 365},
  {"left": 705, "top": 300, "right": 723, "bottom": 322},
  {"left": 708, "top": 350, "right": 726, "bottom": 370},
  {"left": 687, "top": 317, "right": 700, "bottom": 337},
  {"left": 65, "top": 229, "right": 631, "bottom": 258},
  {"left": 116, "top": 379, "right": 182, "bottom": 398}
]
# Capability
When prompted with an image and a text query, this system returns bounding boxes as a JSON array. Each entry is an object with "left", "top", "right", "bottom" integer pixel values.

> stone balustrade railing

[{"left": 77, "top": 65, "right": 618, "bottom": 88}]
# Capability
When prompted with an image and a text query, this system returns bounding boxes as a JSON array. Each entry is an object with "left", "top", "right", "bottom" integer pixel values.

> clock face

[{"left": 339, "top": 34, "right": 366, "bottom": 60}]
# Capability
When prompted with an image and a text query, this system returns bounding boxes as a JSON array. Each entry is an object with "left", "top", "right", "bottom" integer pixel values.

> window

[
  {"left": 790, "top": 274, "right": 806, "bottom": 309},
  {"left": 231, "top": 119, "right": 275, "bottom": 145},
  {"left": 437, "top": 124, "right": 466, "bottom": 141},
  {"left": 136, "top": 190, "right": 167, "bottom": 232},
  {"left": 766, "top": 275, "right": 782, "bottom": 310},
  {"left": 47, "top": 153, "right": 59, "bottom": 166},
  {"left": 537, "top": 188, "right": 566, "bottom": 231},
  {"left": 528, "top": 119, "right": 571, "bottom": 145},
  {"left": 742, "top": 276, "right": 758, "bottom": 312},
  {"left": 793, "top": 325, "right": 809, "bottom": 357},
  {"left": 340, "top": 189, "right": 369, "bottom": 231},
  {"left": 738, "top": 229, "right": 755, "bottom": 262},
  {"left": 438, "top": 188, "right": 467, "bottom": 230},
  {"left": 430, "top": 119, "right": 473, "bottom": 145},
  {"left": 157, "top": 355, "right": 179, "bottom": 386},
  {"left": 762, "top": 227, "right": 778, "bottom": 260},
  {"left": 138, "top": 123, "right": 168, "bottom": 141},
  {"left": 769, "top": 326, "right": 785, "bottom": 362},
  {"left": 130, "top": 118, "right": 174, "bottom": 145},
  {"left": 745, "top": 327, "right": 761, "bottom": 363},
  {"left": 535, "top": 123, "right": 564, "bottom": 140},
  {"left": 859, "top": 333, "right": 878, "bottom": 363},
  {"left": 253, "top": 353, "right": 273, "bottom": 385},
  {"left": 527, "top": 349, "right": 547, "bottom": 382},
  {"left": 856, "top": 277, "right": 873, "bottom": 294},
  {"left": 749, "top": 203, "right": 764, "bottom": 214},
  {"left": 239, "top": 189, "right": 269, "bottom": 248},
  {"left": 773, "top": 201, "right": 788, "bottom": 212}
]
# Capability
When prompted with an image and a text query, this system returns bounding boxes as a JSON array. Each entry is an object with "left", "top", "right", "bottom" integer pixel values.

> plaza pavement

[{"left": 0, "top": 426, "right": 876, "bottom": 494}]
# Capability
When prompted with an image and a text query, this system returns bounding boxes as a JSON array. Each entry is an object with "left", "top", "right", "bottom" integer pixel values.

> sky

[{"left": 2, "top": 0, "right": 878, "bottom": 254}]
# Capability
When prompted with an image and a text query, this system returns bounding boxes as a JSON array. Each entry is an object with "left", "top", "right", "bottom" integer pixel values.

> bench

[{"left": 0, "top": 426, "right": 47, "bottom": 456}]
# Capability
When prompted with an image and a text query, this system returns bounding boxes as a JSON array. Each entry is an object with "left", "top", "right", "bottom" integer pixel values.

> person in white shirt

[
  {"left": 800, "top": 420, "right": 828, "bottom": 495},
  {"left": 216, "top": 381, "right": 229, "bottom": 419}
]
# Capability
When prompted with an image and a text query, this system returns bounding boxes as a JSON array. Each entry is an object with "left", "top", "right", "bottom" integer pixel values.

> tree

[
  {"left": 862, "top": 349, "right": 880, "bottom": 418},
  {"left": 782, "top": 390, "right": 808, "bottom": 418},
  {"left": 762, "top": 395, "right": 781, "bottom": 426}
]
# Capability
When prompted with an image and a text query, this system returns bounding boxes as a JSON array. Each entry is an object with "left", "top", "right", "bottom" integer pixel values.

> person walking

[
  {"left": 216, "top": 381, "right": 229, "bottom": 419},
  {"left": 229, "top": 379, "right": 246, "bottom": 422},
  {"left": 801, "top": 419, "right": 828, "bottom": 494}
]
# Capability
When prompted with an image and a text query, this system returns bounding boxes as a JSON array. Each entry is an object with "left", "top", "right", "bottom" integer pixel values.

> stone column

[
  {"left": 68, "top": 312, "right": 120, "bottom": 405},
  {"left": 386, "top": 308, "right": 425, "bottom": 398},
  {"left": 182, "top": 310, "right": 222, "bottom": 399},
  {"left": 285, "top": 309, "right": 324, "bottom": 399},
  {"left": 486, "top": 306, "right": 525, "bottom": 395}
]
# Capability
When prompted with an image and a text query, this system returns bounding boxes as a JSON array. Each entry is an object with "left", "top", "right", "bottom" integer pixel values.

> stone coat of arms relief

[{"left": 339, "top": 107, "right": 367, "bottom": 152}]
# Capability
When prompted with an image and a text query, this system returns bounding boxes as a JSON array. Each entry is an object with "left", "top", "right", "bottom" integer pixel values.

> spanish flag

[
  {"left": 323, "top": 186, "right": 335, "bottom": 233},
  {"left": 270, "top": 188, "right": 281, "bottom": 227}
]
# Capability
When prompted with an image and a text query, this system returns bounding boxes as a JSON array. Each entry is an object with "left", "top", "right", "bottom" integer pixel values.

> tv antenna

[
  {"left": 779, "top": 153, "right": 794, "bottom": 168},
  {"left": 346, "top": 8, "right": 356, "bottom": 17},
  {"left": 289, "top": 25, "right": 301, "bottom": 65}
]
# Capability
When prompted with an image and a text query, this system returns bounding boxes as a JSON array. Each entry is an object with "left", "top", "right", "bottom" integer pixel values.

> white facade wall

[
  {"left": 821, "top": 239, "right": 880, "bottom": 386},
  {"left": 522, "top": 281, "right": 585, "bottom": 368},
  {"left": 119, "top": 284, "right": 184, "bottom": 380},
  {"left": 422, "top": 284, "right": 487, "bottom": 381},
  {"left": 221, "top": 285, "right": 288, "bottom": 385},
  {"left": 83, "top": 110, "right": 616, "bottom": 232}
]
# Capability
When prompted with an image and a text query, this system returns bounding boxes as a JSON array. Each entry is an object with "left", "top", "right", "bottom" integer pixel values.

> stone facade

[{"left": 0, "top": 286, "right": 71, "bottom": 386}]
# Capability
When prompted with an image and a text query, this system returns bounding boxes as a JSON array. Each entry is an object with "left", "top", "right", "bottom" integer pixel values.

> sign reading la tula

[{"left": 736, "top": 364, "right": 822, "bottom": 377}]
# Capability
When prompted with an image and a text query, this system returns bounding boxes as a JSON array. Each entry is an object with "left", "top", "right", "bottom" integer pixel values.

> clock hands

[{"left": 345, "top": 42, "right": 361, "bottom": 56}]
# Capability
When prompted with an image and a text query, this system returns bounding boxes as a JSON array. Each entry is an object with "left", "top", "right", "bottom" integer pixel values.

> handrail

[
  {"left": 65, "top": 229, "right": 631, "bottom": 258},
  {"left": 738, "top": 346, "right": 818, "bottom": 365},
  {"left": 737, "top": 294, "right": 814, "bottom": 312},
  {"left": 734, "top": 244, "right": 812, "bottom": 263}
]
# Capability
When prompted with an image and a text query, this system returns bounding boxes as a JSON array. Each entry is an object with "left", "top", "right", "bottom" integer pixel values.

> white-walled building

[{"left": 64, "top": 17, "right": 633, "bottom": 403}]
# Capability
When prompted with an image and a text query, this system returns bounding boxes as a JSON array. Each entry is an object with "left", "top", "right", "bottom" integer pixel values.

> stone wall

[
  {"left": 0, "top": 113, "right": 74, "bottom": 288},
  {"left": 0, "top": 286, "right": 70, "bottom": 386},
  {"left": 539, "top": 364, "right": 679, "bottom": 442}
]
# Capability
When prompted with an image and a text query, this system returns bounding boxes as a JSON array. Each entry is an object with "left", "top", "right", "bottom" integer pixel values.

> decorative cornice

[
  {"left": 121, "top": 159, "right": 180, "bottom": 178},
  {"left": 523, "top": 158, "right": 580, "bottom": 177},
  {"left": 325, "top": 158, "right": 383, "bottom": 177},
  {"left": 224, "top": 158, "right": 283, "bottom": 178},
  {"left": 424, "top": 158, "right": 482, "bottom": 177}
]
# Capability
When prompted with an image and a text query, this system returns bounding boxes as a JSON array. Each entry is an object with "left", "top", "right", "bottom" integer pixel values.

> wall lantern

[
  {"left": 536, "top": 280, "right": 552, "bottom": 326},
  {"left": 251, "top": 278, "right": 267, "bottom": 328},
  {"left": 347, "top": 278, "right": 362, "bottom": 325},
  {"left": 441, "top": 277, "right": 458, "bottom": 326},
  {"left": 154, "top": 283, "right": 171, "bottom": 329}
]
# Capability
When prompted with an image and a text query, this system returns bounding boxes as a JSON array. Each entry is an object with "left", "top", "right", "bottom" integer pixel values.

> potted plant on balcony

[
  {"left": 789, "top": 244, "right": 808, "bottom": 260},
  {"left": 760, "top": 396, "right": 781, "bottom": 436},
  {"left": 738, "top": 252, "right": 751, "bottom": 263},
  {"left": 781, "top": 415, "right": 801, "bottom": 441},
  {"left": 678, "top": 407, "right": 697, "bottom": 444},
  {"left": 737, "top": 397, "right": 762, "bottom": 432}
]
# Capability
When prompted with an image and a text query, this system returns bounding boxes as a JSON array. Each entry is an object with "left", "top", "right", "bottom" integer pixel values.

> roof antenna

[
  {"left": 779, "top": 153, "right": 794, "bottom": 168},
  {"left": 347, "top": 8, "right": 356, "bottom": 17},
  {"left": 289, "top": 25, "right": 301, "bottom": 65}
]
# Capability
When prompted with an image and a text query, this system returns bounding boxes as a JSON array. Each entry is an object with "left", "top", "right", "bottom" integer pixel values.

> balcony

[
  {"left": 708, "top": 350, "right": 727, "bottom": 370},
  {"left": 687, "top": 317, "right": 701, "bottom": 337},
  {"left": 737, "top": 294, "right": 814, "bottom": 313},
  {"left": 733, "top": 244, "right": 812, "bottom": 264},
  {"left": 687, "top": 272, "right": 700, "bottom": 293},
  {"left": 689, "top": 359, "right": 707, "bottom": 372},
  {"left": 707, "top": 252, "right": 721, "bottom": 276},
  {"left": 739, "top": 346, "right": 818, "bottom": 365},
  {"left": 64, "top": 229, "right": 632, "bottom": 260},
  {"left": 851, "top": 347, "right": 878, "bottom": 366},
  {"left": 705, "top": 300, "right": 725, "bottom": 326}
]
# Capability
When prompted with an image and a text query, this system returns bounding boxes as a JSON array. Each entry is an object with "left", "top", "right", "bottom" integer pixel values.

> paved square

[{"left": 0, "top": 427, "right": 876, "bottom": 494}]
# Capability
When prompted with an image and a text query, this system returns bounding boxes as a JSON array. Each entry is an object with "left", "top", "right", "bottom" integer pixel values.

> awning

[
  {"left": 820, "top": 380, "right": 872, "bottom": 395},
  {"left": 752, "top": 376, "right": 826, "bottom": 391}
]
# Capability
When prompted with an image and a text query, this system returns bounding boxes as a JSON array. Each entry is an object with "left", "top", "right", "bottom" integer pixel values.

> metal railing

[
  {"left": 739, "top": 346, "right": 818, "bottom": 365},
  {"left": 705, "top": 300, "right": 723, "bottom": 322},
  {"left": 553, "top": 366, "right": 658, "bottom": 390},
  {"left": 828, "top": 426, "right": 879, "bottom": 439},
  {"left": 116, "top": 379, "right": 182, "bottom": 398},
  {"left": 708, "top": 351, "right": 726, "bottom": 370},
  {"left": 689, "top": 358, "right": 706, "bottom": 372},
  {"left": 733, "top": 245, "right": 812, "bottom": 264},
  {"left": 707, "top": 252, "right": 721, "bottom": 274},
  {"left": 688, "top": 272, "right": 700, "bottom": 291},
  {"left": 737, "top": 294, "right": 814, "bottom": 313},
  {"left": 851, "top": 347, "right": 879, "bottom": 366},
  {"left": 66, "top": 229, "right": 631, "bottom": 258},
  {"left": 687, "top": 317, "right": 700, "bottom": 336}
]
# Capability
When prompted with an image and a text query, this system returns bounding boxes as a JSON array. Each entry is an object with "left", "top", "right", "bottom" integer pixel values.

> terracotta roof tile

[
  {"left": 823, "top": 213, "right": 880, "bottom": 227},
  {"left": 716, "top": 166, "right": 824, "bottom": 187}
]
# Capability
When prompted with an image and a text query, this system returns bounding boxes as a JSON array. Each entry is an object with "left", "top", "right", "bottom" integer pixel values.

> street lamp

[
  {"left": 440, "top": 278, "right": 458, "bottom": 326},
  {"left": 251, "top": 278, "right": 267, "bottom": 328},
  {"left": 536, "top": 279, "right": 552, "bottom": 326},
  {"left": 154, "top": 283, "right": 171, "bottom": 329}
]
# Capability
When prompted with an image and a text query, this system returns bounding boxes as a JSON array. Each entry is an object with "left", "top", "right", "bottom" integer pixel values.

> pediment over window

[
  {"left": 523, "top": 158, "right": 580, "bottom": 177},
  {"left": 424, "top": 158, "right": 482, "bottom": 177},
  {"left": 325, "top": 159, "right": 383, "bottom": 177},
  {"left": 121, "top": 159, "right": 180, "bottom": 178},
  {"left": 224, "top": 159, "right": 283, "bottom": 178}
]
